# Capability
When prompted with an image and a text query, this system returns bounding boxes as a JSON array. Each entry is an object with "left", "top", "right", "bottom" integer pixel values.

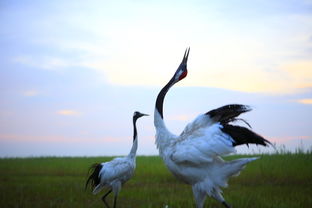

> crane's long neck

[
  {"left": 154, "top": 78, "right": 176, "bottom": 153},
  {"left": 155, "top": 78, "right": 175, "bottom": 120},
  {"left": 128, "top": 118, "right": 138, "bottom": 158}
]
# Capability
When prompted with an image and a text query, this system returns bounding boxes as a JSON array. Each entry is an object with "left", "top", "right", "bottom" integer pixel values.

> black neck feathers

[
  {"left": 132, "top": 117, "right": 138, "bottom": 142},
  {"left": 155, "top": 48, "right": 189, "bottom": 119},
  {"left": 155, "top": 78, "right": 175, "bottom": 119}
]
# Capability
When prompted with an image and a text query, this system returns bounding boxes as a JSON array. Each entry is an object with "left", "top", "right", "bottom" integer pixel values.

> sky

[{"left": 0, "top": 0, "right": 311, "bottom": 157}]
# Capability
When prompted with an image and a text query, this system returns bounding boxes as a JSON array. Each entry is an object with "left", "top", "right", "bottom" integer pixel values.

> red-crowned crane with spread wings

[{"left": 154, "top": 48, "right": 271, "bottom": 208}]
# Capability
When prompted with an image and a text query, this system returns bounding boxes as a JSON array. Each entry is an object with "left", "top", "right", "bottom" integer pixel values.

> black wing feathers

[
  {"left": 206, "top": 104, "right": 271, "bottom": 147},
  {"left": 206, "top": 104, "right": 251, "bottom": 124},
  {"left": 221, "top": 124, "right": 271, "bottom": 146},
  {"left": 85, "top": 163, "right": 102, "bottom": 191}
]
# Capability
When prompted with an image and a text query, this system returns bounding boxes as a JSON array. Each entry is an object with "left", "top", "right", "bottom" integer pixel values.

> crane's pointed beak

[
  {"left": 137, "top": 112, "right": 149, "bottom": 117},
  {"left": 182, "top": 47, "right": 190, "bottom": 64}
]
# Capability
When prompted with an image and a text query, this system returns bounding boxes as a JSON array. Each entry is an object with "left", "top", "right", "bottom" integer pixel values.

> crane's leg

[
  {"left": 113, "top": 194, "right": 118, "bottom": 208},
  {"left": 222, "top": 201, "right": 232, "bottom": 208},
  {"left": 102, "top": 189, "right": 112, "bottom": 208},
  {"left": 111, "top": 181, "right": 121, "bottom": 208}
]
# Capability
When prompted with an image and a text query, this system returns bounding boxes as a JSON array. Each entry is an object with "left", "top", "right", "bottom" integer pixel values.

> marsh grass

[{"left": 0, "top": 154, "right": 311, "bottom": 207}]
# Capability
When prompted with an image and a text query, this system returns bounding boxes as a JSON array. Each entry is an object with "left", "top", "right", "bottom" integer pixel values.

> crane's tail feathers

[
  {"left": 206, "top": 104, "right": 251, "bottom": 124},
  {"left": 218, "top": 157, "right": 258, "bottom": 187},
  {"left": 85, "top": 163, "right": 102, "bottom": 191},
  {"left": 221, "top": 124, "right": 271, "bottom": 147},
  {"left": 197, "top": 157, "right": 258, "bottom": 204}
]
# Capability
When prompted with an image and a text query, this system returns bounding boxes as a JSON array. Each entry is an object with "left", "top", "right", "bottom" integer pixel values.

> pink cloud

[
  {"left": 57, "top": 110, "right": 81, "bottom": 116},
  {"left": 23, "top": 90, "right": 40, "bottom": 97},
  {"left": 168, "top": 114, "right": 195, "bottom": 121},
  {"left": 296, "top": 99, "right": 312, "bottom": 105},
  {"left": 267, "top": 135, "right": 312, "bottom": 143},
  {"left": 0, "top": 134, "right": 123, "bottom": 143}
]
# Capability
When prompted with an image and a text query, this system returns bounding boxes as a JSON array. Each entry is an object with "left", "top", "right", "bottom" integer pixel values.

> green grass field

[{"left": 0, "top": 154, "right": 311, "bottom": 208}]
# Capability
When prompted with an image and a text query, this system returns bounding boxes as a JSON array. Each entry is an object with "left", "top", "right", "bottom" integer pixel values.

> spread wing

[
  {"left": 180, "top": 104, "right": 251, "bottom": 137},
  {"left": 171, "top": 123, "right": 236, "bottom": 165},
  {"left": 171, "top": 104, "right": 270, "bottom": 165}
]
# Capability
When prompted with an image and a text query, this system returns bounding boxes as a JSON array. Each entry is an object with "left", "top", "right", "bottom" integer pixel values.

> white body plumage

[
  {"left": 93, "top": 155, "right": 136, "bottom": 195},
  {"left": 154, "top": 48, "right": 270, "bottom": 208},
  {"left": 86, "top": 111, "right": 148, "bottom": 208},
  {"left": 155, "top": 110, "right": 258, "bottom": 205}
]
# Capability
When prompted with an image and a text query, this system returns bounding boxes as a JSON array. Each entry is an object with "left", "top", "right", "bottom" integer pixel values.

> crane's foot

[
  {"left": 102, "top": 198, "right": 110, "bottom": 208},
  {"left": 222, "top": 201, "right": 232, "bottom": 208},
  {"left": 102, "top": 189, "right": 112, "bottom": 208}
]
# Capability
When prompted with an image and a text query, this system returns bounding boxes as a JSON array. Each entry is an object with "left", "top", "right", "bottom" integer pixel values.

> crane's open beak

[{"left": 181, "top": 47, "right": 190, "bottom": 65}]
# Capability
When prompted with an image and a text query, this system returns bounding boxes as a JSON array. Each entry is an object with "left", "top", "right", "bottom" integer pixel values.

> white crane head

[{"left": 172, "top": 47, "right": 190, "bottom": 83}]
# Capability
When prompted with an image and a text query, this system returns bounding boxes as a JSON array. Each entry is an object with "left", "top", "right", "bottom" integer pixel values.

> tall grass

[{"left": 0, "top": 154, "right": 311, "bottom": 207}]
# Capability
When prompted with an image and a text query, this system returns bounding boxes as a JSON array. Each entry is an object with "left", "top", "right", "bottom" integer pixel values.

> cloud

[
  {"left": 13, "top": 55, "right": 72, "bottom": 70},
  {"left": 0, "top": 134, "right": 121, "bottom": 143},
  {"left": 23, "top": 90, "right": 40, "bottom": 97},
  {"left": 168, "top": 114, "right": 195, "bottom": 122},
  {"left": 280, "top": 60, "right": 312, "bottom": 86},
  {"left": 296, "top": 98, "right": 312, "bottom": 104},
  {"left": 57, "top": 110, "right": 81, "bottom": 116},
  {"left": 6, "top": 0, "right": 312, "bottom": 95},
  {"left": 269, "top": 135, "right": 312, "bottom": 143},
  {"left": 67, "top": 19, "right": 312, "bottom": 94}
]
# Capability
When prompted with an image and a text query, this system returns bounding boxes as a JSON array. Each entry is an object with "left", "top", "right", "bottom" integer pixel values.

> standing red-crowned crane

[
  {"left": 86, "top": 111, "right": 148, "bottom": 208},
  {"left": 154, "top": 48, "right": 271, "bottom": 208}
]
